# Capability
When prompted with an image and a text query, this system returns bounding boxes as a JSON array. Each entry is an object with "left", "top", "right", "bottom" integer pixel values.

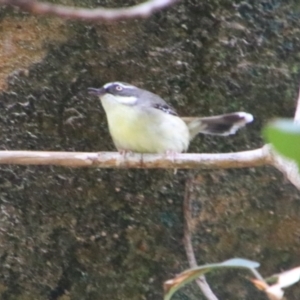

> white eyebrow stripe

[{"left": 103, "top": 82, "right": 136, "bottom": 89}]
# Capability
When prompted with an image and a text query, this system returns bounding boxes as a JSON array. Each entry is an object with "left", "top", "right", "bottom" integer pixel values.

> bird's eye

[{"left": 116, "top": 85, "right": 123, "bottom": 91}]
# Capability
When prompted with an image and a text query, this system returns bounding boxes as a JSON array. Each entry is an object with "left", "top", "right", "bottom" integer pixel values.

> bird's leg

[
  {"left": 118, "top": 149, "right": 134, "bottom": 166},
  {"left": 119, "top": 149, "right": 133, "bottom": 157}
]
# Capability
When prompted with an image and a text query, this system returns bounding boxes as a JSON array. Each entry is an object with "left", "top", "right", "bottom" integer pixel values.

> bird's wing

[
  {"left": 140, "top": 90, "right": 178, "bottom": 116},
  {"left": 151, "top": 103, "right": 178, "bottom": 116}
]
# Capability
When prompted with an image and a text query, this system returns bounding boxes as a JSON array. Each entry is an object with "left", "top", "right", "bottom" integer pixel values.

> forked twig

[{"left": 268, "top": 82, "right": 300, "bottom": 190}]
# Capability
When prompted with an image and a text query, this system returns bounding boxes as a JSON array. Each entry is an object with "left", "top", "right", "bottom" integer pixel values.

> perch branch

[
  {"left": 0, "top": 0, "right": 179, "bottom": 21},
  {"left": 183, "top": 178, "right": 219, "bottom": 300},
  {"left": 0, "top": 147, "right": 270, "bottom": 169}
]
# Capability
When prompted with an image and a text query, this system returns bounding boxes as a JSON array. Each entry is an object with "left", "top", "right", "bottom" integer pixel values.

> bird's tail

[{"left": 183, "top": 112, "right": 253, "bottom": 141}]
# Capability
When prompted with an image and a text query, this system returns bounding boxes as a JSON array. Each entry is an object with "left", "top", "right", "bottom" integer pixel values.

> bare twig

[
  {"left": 294, "top": 83, "right": 300, "bottom": 123},
  {"left": 0, "top": 147, "right": 270, "bottom": 169},
  {"left": 183, "top": 178, "right": 219, "bottom": 300},
  {"left": 0, "top": 0, "right": 179, "bottom": 21}
]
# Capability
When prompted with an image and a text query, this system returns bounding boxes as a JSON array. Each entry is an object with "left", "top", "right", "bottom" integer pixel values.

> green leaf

[
  {"left": 263, "top": 119, "right": 300, "bottom": 168},
  {"left": 163, "top": 258, "right": 260, "bottom": 300}
]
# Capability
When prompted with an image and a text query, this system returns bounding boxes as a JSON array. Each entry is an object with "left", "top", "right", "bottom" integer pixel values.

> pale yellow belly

[{"left": 106, "top": 105, "right": 189, "bottom": 153}]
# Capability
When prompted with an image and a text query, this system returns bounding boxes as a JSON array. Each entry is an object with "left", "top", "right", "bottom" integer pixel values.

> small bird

[{"left": 88, "top": 82, "right": 253, "bottom": 154}]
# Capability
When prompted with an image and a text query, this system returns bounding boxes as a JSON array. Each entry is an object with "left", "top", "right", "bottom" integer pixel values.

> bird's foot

[
  {"left": 119, "top": 149, "right": 133, "bottom": 156},
  {"left": 165, "top": 150, "right": 178, "bottom": 162},
  {"left": 165, "top": 150, "right": 178, "bottom": 174},
  {"left": 118, "top": 149, "right": 134, "bottom": 163}
]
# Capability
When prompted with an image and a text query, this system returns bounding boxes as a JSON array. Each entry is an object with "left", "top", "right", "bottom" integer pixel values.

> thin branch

[
  {"left": 268, "top": 146, "right": 300, "bottom": 190},
  {"left": 294, "top": 83, "right": 300, "bottom": 123},
  {"left": 0, "top": 0, "right": 179, "bottom": 21},
  {"left": 0, "top": 147, "right": 270, "bottom": 169},
  {"left": 183, "top": 178, "right": 219, "bottom": 300},
  {"left": 266, "top": 82, "right": 300, "bottom": 190}
]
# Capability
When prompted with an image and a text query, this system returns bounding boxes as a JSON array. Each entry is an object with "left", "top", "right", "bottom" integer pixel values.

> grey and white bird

[{"left": 88, "top": 82, "right": 253, "bottom": 153}]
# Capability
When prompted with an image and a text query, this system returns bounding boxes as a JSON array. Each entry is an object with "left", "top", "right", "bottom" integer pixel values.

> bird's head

[{"left": 88, "top": 82, "right": 140, "bottom": 105}]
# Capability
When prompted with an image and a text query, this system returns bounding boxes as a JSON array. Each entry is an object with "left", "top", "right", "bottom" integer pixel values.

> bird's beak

[{"left": 88, "top": 87, "right": 106, "bottom": 96}]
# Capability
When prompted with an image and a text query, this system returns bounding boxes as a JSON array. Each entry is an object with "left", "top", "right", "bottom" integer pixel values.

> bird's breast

[{"left": 103, "top": 103, "right": 189, "bottom": 153}]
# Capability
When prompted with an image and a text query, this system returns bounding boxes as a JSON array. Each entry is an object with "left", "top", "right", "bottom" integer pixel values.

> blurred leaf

[
  {"left": 263, "top": 119, "right": 300, "bottom": 168},
  {"left": 251, "top": 279, "right": 283, "bottom": 300},
  {"left": 163, "top": 258, "right": 260, "bottom": 300},
  {"left": 266, "top": 266, "right": 300, "bottom": 287},
  {"left": 251, "top": 266, "right": 300, "bottom": 300}
]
